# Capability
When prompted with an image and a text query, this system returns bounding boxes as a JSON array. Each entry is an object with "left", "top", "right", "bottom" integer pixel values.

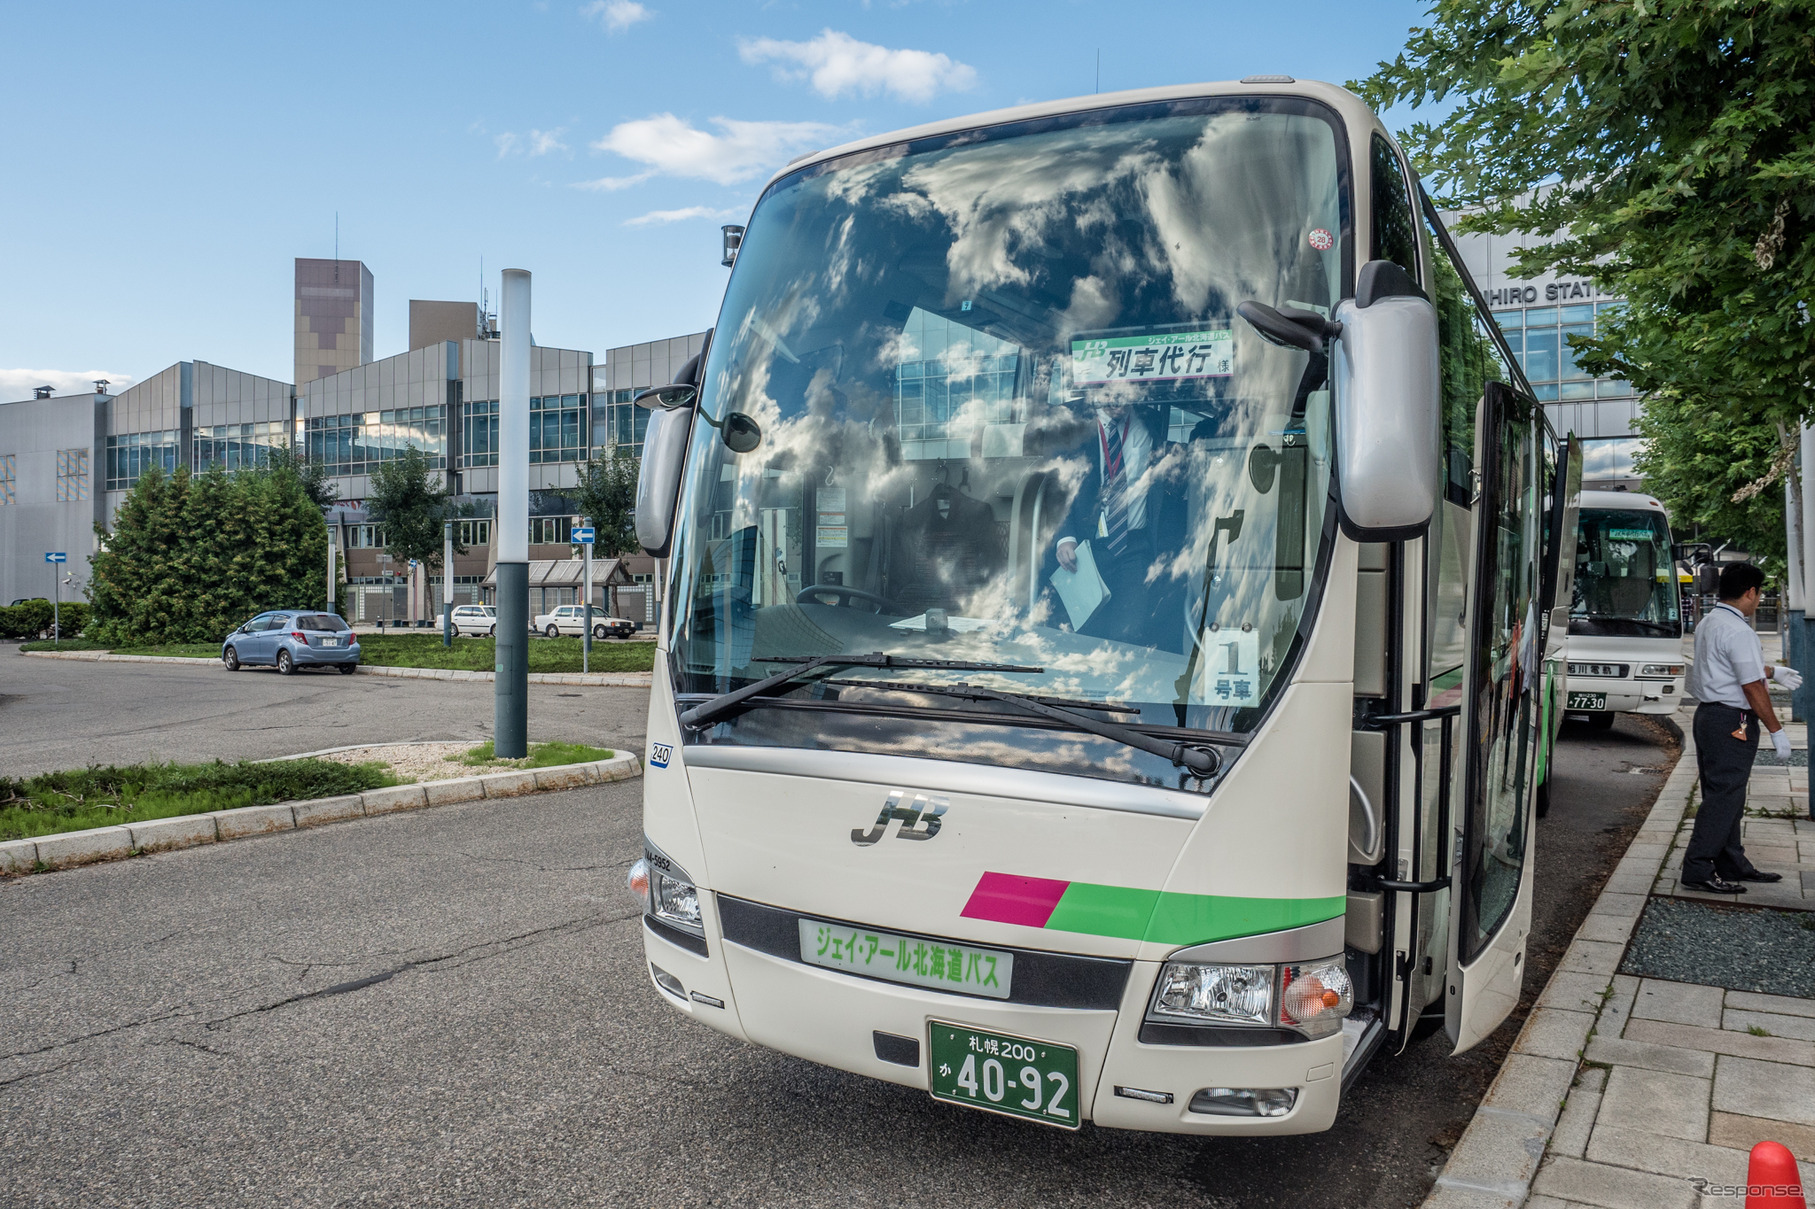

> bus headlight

[
  {"left": 1637, "top": 663, "right": 1685, "bottom": 679},
  {"left": 1151, "top": 962, "right": 1274, "bottom": 1026},
  {"left": 1149, "top": 956, "right": 1353, "bottom": 1039},
  {"left": 653, "top": 868, "right": 703, "bottom": 933},
  {"left": 637, "top": 838, "right": 705, "bottom": 937}
]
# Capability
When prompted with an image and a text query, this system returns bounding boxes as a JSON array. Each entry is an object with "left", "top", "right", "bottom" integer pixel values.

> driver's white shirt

[{"left": 1686, "top": 602, "right": 1766, "bottom": 709}]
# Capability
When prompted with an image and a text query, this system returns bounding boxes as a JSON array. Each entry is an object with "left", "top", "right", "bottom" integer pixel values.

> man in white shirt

[{"left": 1682, "top": 563, "right": 1802, "bottom": 893}]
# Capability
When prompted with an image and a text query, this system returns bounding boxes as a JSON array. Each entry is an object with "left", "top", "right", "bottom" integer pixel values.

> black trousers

[{"left": 1685, "top": 702, "right": 1760, "bottom": 882}]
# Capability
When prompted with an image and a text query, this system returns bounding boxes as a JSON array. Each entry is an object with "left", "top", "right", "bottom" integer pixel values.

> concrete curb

[
  {"left": 0, "top": 753, "right": 641, "bottom": 877},
  {"left": 1421, "top": 722, "right": 1700, "bottom": 1209},
  {"left": 18, "top": 648, "right": 653, "bottom": 687}
]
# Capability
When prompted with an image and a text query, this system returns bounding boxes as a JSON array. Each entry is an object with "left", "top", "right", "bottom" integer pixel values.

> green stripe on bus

[{"left": 1041, "top": 882, "right": 1346, "bottom": 946}]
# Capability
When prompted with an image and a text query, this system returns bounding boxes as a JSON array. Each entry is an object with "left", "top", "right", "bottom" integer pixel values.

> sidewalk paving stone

[
  {"left": 1530, "top": 1155, "right": 1698, "bottom": 1209},
  {"left": 1707, "top": 1110, "right": 1815, "bottom": 1162},
  {"left": 1625, "top": 1018, "right": 1815, "bottom": 1066},
  {"left": 1582, "top": 1123, "right": 1749, "bottom": 1185},
  {"left": 1630, "top": 980, "right": 1724, "bottom": 1028},
  {"left": 1594, "top": 1066, "right": 1709, "bottom": 1141},
  {"left": 1711, "top": 1053, "right": 1815, "bottom": 1123},
  {"left": 1726, "top": 989, "right": 1815, "bottom": 1019},
  {"left": 1722, "top": 1007, "right": 1815, "bottom": 1042},
  {"left": 1581, "top": 1036, "right": 1714, "bottom": 1079}
]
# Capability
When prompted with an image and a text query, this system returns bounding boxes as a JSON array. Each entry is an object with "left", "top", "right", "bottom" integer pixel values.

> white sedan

[
  {"left": 451, "top": 604, "right": 497, "bottom": 636},
  {"left": 533, "top": 605, "right": 636, "bottom": 640}
]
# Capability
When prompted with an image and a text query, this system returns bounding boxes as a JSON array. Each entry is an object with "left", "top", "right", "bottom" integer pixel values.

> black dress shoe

[
  {"left": 1681, "top": 876, "right": 1747, "bottom": 894},
  {"left": 1734, "top": 870, "right": 1783, "bottom": 883}
]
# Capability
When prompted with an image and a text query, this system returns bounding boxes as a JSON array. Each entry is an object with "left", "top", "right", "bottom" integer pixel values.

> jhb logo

[{"left": 852, "top": 790, "right": 947, "bottom": 845}]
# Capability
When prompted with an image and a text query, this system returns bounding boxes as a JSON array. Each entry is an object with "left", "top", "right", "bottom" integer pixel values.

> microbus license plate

[
  {"left": 928, "top": 1022, "right": 1080, "bottom": 1130},
  {"left": 1567, "top": 691, "right": 1607, "bottom": 711},
  {"left": 797, "top": 920, "right": 1012, "bottom": 999}
]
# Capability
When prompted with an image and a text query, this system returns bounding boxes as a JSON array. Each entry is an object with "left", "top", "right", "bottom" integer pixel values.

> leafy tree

[
  {"left": 366, "top": 446, "right": 460, "bottom": 571},
  {"left": 1356, "top": 1, "right": 1815, "bottom": 550},
  {"left": 265, "top": 444, "right": 339, "bottom": 509},
  {"left": 1633, "top": 394, "right": 1785, "bottom": 565},
  {"left": 88, "top": 462, "right": 327, "bottom": 643},
  {"left": 573, "top": 452, "right": 640, "bottom": 558}
]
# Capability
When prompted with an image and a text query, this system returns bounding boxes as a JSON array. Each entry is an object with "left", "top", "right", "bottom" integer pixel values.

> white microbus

[
  {"left": 628, "top": 80, "right": 1580, "bottom": 1136},
  {"left": 1565, "top": 491, "right": 1685, "bottom": 726}
]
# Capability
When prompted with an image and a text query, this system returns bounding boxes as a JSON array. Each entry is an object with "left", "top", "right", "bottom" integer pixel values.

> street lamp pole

[
  {"left": 443, "top": 520, "right": 455, "bottom": 647},
  {"left": 494, "top": 269, "right": 532, "bottom": 757}
]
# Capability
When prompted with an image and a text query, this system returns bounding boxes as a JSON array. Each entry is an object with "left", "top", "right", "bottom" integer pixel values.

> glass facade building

[
  {"left": 1447, "top": 220, "right": 1645, "bottom": 487},
  {"left": 104, "top": 430, "right": 180, "bottom": 490},
  {"left": 597, "top": 331, "right": 709, "bottom": 462},
  {"left": 193, "top": 420, "right": 291, "bottom": 472},
  {"left": 302, "top": 406, "right": 448, "bottom": 475}
]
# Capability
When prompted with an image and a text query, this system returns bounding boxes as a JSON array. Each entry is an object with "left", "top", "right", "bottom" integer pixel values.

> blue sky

[{"left": 0, "top": 0, "right": 1436, "bottom": 398}]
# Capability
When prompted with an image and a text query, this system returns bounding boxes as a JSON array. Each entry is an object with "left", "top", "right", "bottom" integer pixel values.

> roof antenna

[
  {"left": 1096, "top": 50, "right": 1100, "bottom": 94},
  {"left": 334, "top": 212, "right": 340, "bottom": 285}
]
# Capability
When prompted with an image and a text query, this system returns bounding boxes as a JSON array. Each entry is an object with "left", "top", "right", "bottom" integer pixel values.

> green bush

[
  {"left": 2, "top": 600, "right": 92, "bottom": 640},
  {"left": 0, "top": 758, "right": 398, "bottom": 842},
  {"left": 88, "top": 463, "right": 327, "bottom": 645}
]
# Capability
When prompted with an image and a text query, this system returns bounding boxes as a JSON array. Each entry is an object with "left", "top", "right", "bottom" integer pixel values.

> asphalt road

[
  {"left": 0, "top": 645, "right": 651, "bottom": 778},
  {"left": 0, "top": 674, "right": 1678, "bottom": 1208}
]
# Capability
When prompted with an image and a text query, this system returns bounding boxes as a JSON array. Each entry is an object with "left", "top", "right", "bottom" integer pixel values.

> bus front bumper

[
  {"left": 1568, "top": 677, "right": 1679, "bottom": 715},
  {"left": 641, "top": 908, "right": 1345, "bottom": 1136}
]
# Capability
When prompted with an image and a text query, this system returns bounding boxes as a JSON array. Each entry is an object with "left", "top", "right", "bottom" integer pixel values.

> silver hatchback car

[{"left": 222, "top": 611, "right": 360, "bottom": 674}]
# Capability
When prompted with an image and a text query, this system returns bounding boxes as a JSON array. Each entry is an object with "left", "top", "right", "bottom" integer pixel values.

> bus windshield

[
  {"left": 668, "top": 98, "right": 1347, "bottom": 740},
  {"left": 1571, "top": 509, "right": 1680, "bottom": 638}
]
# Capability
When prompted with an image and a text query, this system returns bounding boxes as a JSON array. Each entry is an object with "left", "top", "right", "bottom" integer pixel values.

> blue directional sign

[
  {"left": 45, "top": 552, "right": 67, "bottom": 563},
  {"left": 573, "top": 526, "right": 595, "bottom": 545}
]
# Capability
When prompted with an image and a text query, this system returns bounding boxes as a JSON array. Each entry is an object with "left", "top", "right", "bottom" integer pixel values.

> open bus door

[
  {"left": 1534, "top": 435, "right": 1584, "bottom": 817},
  {"left": 1445, "top": 381, "right": 1548, "bottom": 1052}
]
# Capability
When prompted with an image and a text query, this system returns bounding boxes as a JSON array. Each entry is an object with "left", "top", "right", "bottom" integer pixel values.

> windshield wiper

[
  {"left": 837, "top": 679, "right": 1224, "bottom": 778},
  {"left": 677, "top": 653, "right": 1043, "bottom": 731}
]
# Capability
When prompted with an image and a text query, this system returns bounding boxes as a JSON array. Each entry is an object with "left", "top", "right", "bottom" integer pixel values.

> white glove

[
  {"left": 1771, "top": 728, "right": 1793, "bottom": 761},
  {"left": 1774, "top": 665, "right": 1804, "bottom": 692}
]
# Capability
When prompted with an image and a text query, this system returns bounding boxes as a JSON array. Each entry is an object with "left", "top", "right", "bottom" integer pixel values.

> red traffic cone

[{"left": 1748, "top": 1140, "right": 1807, "bottom": 1208}]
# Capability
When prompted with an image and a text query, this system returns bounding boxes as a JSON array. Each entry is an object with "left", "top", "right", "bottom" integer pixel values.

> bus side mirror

[
  {"left": 1695, "top": 565, "right": 1719, "bottom": 595},
  {"left": 1331, "top": 263, "right": 1440, "bottom": 540},
  {"left": 635, "top": 404, "right": 694, "bottom": 558}
]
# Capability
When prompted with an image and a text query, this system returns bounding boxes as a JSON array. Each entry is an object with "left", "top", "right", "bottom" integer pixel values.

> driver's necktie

[{"left": 1102, "top": 417, "right": 1129, "bottom": 559}]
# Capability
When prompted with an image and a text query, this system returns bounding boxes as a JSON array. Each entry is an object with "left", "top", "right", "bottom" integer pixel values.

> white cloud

[
  {"left": 624, "top": 205, "right": 745, "bottom": 227},
  {"left": 738, "top": 29, "right": 976, "bottom": 103},
  {"left": 0, "top": 369, "right": 135, "bottom": 402},
  {"left": 583, "top": 0, "right": 649, "bottom": 33},
  {"left": 588, "top": 113, "right": 840, "bottom": 185},
  {"left": 496, "top": 128, "right": 568, "bottom": 159}
]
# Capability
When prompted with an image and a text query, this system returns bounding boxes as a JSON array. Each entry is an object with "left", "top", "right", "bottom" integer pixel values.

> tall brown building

[{"left": 294, "top": 258, "right": 374, "bottom": 387}]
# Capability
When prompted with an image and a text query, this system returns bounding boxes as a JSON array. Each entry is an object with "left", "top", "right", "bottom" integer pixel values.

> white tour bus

[
  {"left": 627, "top": 80, "right": 1580, "bottom": 1135},
  {"left": 1564, "top": 491, "right": 1684, "bottom": 726}
]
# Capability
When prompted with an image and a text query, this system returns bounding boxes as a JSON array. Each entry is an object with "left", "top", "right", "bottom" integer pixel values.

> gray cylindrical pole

[
  {"left": 443, "top": 520, "right": 455, "bottom": 647},
  {"left": 583, "top": 535, "right": 593, "bottom": 675},
  {"left": 327, "top": 517, "right": 338, "bottom": 616},
  {"left": 494, "top": 269, "right": 532, "bottom": 757}
]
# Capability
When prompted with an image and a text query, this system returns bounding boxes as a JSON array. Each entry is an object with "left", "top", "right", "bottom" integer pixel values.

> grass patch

[
  {"left": 355, "top": 633, "right": 654, "bottom": 674},
  {"left": 451, "top": 740, "right": 615, "bottom": 769},
  {"left": 18, "top": 638, "right": 113, "bottom": 652},
  {"left": 116, "top": 643, "right": 221, "bottom": 658},
  {"left": 0, "top": 758, "right": 401, "bottom": 842}
]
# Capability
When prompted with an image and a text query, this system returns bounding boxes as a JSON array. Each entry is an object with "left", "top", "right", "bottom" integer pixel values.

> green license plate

[
  {"left": 927, "top": 1021, "right": 1081, "bottom": 1129},
  {"left": 1567, "top": 692, "right": 1608, "bottom": 711}
]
